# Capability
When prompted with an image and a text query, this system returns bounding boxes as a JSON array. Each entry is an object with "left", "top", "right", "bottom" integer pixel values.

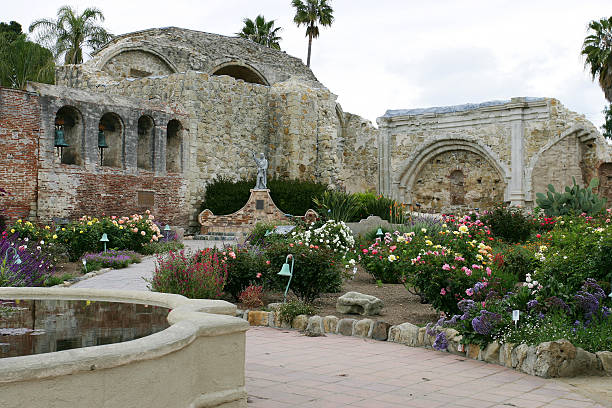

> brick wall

[{"left": 0, "top": 88, "right": 40, "bottom": 223}]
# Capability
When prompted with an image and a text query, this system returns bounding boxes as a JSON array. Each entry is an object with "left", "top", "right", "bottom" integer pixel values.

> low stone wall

[
  {"left": 0, "top": 288, "right": 249, "bottom": 408},
  {"left": 240, "top": 309, "right": 612, "bottom": 378}
]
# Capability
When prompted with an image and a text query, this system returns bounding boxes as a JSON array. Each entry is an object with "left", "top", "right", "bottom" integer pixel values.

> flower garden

[{"left": 1, "top": 182, "right": 611, "bottom": 372}]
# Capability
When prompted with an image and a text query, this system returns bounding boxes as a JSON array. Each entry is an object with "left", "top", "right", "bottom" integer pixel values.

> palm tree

[
  {"left": 291, "top": 0, "right": 334, "bottom": 67},
  {"left": 237, "top": 15, "right": 282, "bottom": 50},
  {"left": 29, "top": 6, "right": 112, "bottom": 65},
  {"left": 581, "top": 17, "right": 612, "bottom": 102}
]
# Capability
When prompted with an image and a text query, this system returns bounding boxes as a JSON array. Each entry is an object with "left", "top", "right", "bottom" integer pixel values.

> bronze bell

[
  {"left": 54, "top": 128, "right": 69, "bottom": 147},
  {"left": 98, "top": 129, "right": 108, "bottom": 149}
]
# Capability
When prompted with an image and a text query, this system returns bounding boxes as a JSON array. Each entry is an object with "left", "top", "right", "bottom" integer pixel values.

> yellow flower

[
  {"left": 79, "top": 230, "right": 83, "bottom": 234},
  {"left": 44, "top": 225, "right": 50, "bottom": 230},
  {"left": 52, "top": 234, "right": 58, "bottom": 239},
  {"left": 476, "top": 254, "right": 484, "bottom": 261},
  {"left": 87, "top": 221, "right": 93, "bottom": 226},
  {"left": 61, "top": 228, "right": 65, "bottom": 231},
  {"left": 10, "top": 229, "right": 15, "bottom": 233},
  {"left": 16, "top": 219, "right": 22, "bottom": 223},
  {"left": 425, "top": 240, "right": 433, "bottom": 246},
  {"left": 119, "top": 226, "right": 123, "bottom": 229},
  {"left": 458, "top": 225, "right": 469, "bottom": 233}
]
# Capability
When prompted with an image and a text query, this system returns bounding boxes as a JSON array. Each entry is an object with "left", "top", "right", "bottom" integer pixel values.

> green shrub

[
  {"left": 56, "top": 212, "right": 163, "bottom": 261},
  {"left": 139, "top": 241, "right": 185, "bottom": 255},
  {"left": 313, "top": 190, "right": 362, "bottom": 222},
  {"left": 276, "top": 300, "right": 316, "bottom": 324},
  {"left": 354, "top": 193, "right": 407, "bottom": 223},
  {"left": 266, "top": 241, "right": 342, "bottom": 303},
  {"left": 245, "top": 222, "right": 294, "bottom": 247},
  {"left": 201, "top": 176, "right": 327, "bottom": 216},
  {"left": 148, "top": 249, "right": 227, "bottom": 299},
  {"left": 494, "top": 243, "right": 539, "bottom": 282},
  {"left": 224, "top": 246, "right": 270, "bottom": 300},
  {"left": 43, "top": 273, "right": 74, "bottom": 286},
  {"left": 536, "top": 177, "right": 607, "bottom": 217},
  {"left": 481, "top": 205, "right": 534, "bottom": 243}
]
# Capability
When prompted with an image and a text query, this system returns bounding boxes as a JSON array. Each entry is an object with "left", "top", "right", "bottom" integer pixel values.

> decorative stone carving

[{"left": 336, "top": 292, "right": 384, "bottom": 316}]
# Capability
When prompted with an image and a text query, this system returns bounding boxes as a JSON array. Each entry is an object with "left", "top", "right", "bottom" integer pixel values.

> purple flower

[
  {"left": 471, "top": 310, "right": 501, "bottom": 335},
  {"left": 527, "top": 299, "right": 538, "bottom": 309},
  {"left": 432, "top": 331, "right": 448, "bottom": 351}
]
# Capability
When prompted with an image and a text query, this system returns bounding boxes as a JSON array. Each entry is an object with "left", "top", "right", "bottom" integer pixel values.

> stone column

[
  {"left": 509, "top": 99, "right": 526, "bottom": 206},
  {"left": 376, "top": 118, "right": 391, "bottom": 197}
]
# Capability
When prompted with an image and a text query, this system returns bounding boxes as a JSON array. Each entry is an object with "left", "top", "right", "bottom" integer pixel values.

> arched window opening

[
  {"left": 55, "top": 106, "right": 83, "bottom": 165},
  {"left": 98, "top": 113, "right": 123, "bottom": 168},
  {"left": 137, "top": 115, "right": 155, "bottom": 171},
  {"left": 211, "top": 64, "right": 267, "bottom": 85},
  {"left": 450, "top": 169, "right": 465, "bottom": 205},
  {"left": 166, "top": 119, "right": 183, "bottom": 173}
]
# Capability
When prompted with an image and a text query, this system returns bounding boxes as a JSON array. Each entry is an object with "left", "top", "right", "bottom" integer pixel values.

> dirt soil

[
  {"left": 260, "top": 266, "right": 439, "bottom": 326},
  {"left": 51, "top": 261, "right": 82, "bottom": 278}
]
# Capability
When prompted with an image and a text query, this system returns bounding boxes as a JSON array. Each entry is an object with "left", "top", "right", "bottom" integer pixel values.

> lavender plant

[{"left": 0, "top": 232, "right": 53, "bottom": 286}]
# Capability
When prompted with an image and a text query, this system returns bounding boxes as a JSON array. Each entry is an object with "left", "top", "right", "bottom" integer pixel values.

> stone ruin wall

[
  {"left": 67, "top": 70, "right": 376, "bottom": 226},
  {"left": 379, "top": 98, "right": 612, "bottom": 213}
]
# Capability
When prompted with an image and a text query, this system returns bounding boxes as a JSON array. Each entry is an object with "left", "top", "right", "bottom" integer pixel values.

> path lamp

[
  {"left": 164, "top": 224, "right": 171, "bottom": 242},
  {"left": 277, "top": 254, "right": 294, "bottom": 303},
  {"left": 376, "top": 228, "right": 384, "bottom": 240},
  {"left": 100, "top": 233, "right": 109, "bottom": 253},
  {"left": 4, "top": 247, "right": 22, "bottom": 266}
]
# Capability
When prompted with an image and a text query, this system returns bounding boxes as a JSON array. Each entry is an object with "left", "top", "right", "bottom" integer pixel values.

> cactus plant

[{"left": 536, "top": 177, "right": 607, "bottom": 216}]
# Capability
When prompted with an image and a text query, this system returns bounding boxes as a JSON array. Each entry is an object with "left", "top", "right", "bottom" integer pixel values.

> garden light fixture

[
  {"left": 277, "top": 254, "right": 294, "bottom": 302},
  {"left": 100, "top": 233, "right": 109, "bottom": 252},
  {"left": 4, "top": 247, "right": 22, "bottom": 266},
  {"left": 376, "top": 228, "right": 384, "bottom": 239},
  {"left": 164, "top": 224, "right": 171, "bottom": 241}
]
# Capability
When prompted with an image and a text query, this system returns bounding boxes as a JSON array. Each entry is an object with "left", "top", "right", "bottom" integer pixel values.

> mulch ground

[{"left": 257, "top": 266, "right": 439, "bottom": 326}]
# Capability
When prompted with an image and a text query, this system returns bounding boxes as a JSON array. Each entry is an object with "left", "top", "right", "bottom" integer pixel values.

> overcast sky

[{"left": 4, "top": 0, "right": 610, "bottom": 128}]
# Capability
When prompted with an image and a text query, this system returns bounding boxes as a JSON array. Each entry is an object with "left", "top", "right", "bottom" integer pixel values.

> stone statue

[{"left": 252, "top": 152, "right": 268, "bottom": 189}]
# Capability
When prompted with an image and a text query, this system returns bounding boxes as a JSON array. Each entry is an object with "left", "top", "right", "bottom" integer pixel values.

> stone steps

[{"left": 194, "top": 232, "right": 237, "bottom": 241}]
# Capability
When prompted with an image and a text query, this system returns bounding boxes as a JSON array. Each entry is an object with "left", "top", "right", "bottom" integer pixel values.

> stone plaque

[
  {"left": 273, "top": 225, "right": 295, "bottom": 235},
  {"left": 256, "top": 200, "right": 264, "bottom": 210},
  {"left": 137, "top": 191, "right": 155, "bottom": 207}
]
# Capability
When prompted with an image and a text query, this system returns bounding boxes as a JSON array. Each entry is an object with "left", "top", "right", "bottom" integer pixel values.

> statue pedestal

[{"left": 199, "top": 189, "right": 302, "bottom": 239}]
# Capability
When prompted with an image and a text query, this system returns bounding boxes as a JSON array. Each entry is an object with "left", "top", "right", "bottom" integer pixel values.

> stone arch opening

[
  {"left": 55, "top": 106, "right": 83, "bottom": 165},
  {"left": 597, "top": 162, "right": 612, "bottom": 202},
  {"left": 166, "top": 119, "right": 183, "bottom": 173},
  {"left": 137, "top": 115, "right": 155, "bottom": 171},
  {"left": 450, "top": 169, "right": 465, "bottom": 205},
  {"left": 398, "top": 137, "right": 510, "bottom": 207},
  {"left": 100, "top": 49, "right": 176, "bottom": 79},
  {"left": 211, "top": 63, "right": 268, "bottom": 85},
  {"left": 527, "top": 125, "right": 599, "bottom": 201},
  {"left": 98, "top": 113, "right": 123, "bottom": 168}
]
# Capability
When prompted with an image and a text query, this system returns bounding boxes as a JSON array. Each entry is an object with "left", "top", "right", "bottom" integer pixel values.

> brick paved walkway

[
  {"left": 246, "top": 327, "right": 607, "bottom": 408},
  {"left": 66, "top": 241, "right": 611, "bottom": 407}
]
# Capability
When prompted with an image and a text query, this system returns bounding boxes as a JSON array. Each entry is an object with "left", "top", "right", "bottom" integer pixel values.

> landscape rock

[
  {"left": 371, "top": 321, "right": 391, "bottom": 341},
  {"left": 322, "top": 316, "right": 339, "bottom": 333},
  {"left": 558, "top": 347, "right": 602, "bottom": 377},
  {"left": 467, "top": 344, "right": 481, "bottom": 360},
  {"left": 337, "top": 318, "right": 356, "bottom": 336},
  {"left": 483, "top": 341, "right": 501, "bottom": 364},
  {"left": 512, "top": 344, "right": 529, "bottom": 369},
  {"left": 596, "top": 351, "right": 612, "bottom": 376},
  {"left": 305, "top": 316, "right": 323, "bottom": 335},
  {"left": 247, "top": 311, "right": 269, "bottom": 326},
  {"left": 533, "top": 339, "right": 576, "bottom": 378},
  {"left": 336, "top": 292, "right": 384, "bottom": 316},
  {"left": 389, "top": 323, "right": 420, "bottom": 346},
  {"left": 354, "top": 319, "right": 373, "bottom": 338},
  {"left": 291, "top": 315, "right": 309, "bottom": 331}
]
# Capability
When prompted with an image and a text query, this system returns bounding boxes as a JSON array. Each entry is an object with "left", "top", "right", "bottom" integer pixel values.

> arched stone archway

[
  {"left": 526, "top": 125, "right": 599, "bottom": 200},
  {"left": 98, "top": 113, "right": 124, "bottom": 168},
  {"left": 99, "top": 47, "right": 177, "bottom": 79},
  {"left": 54, "top": 106, "right": 84, "bottom": 166},
  {"left": 210, "top": 62, "right": 269, "bottom": 85},
  {"left": 137, "top": 115, "right": 155, "bottom": 171},
  {"left": 397, "top": 137, "right": 510, "bottom": 209}
]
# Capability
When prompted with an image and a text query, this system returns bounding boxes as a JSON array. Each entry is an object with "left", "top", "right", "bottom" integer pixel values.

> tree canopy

[
  {"left": 581, "top": 16, "right": 612, "bottom": 102},
  {"left": 291, "top": 0, "right": 334, "bottom": 67},
  {"left": 0, "top": 21, "right": 55, "bottom": 89},
  {"left": 237, "top": 15, "right": 282, "bottom": 50},
  {"left": 29, "top": 5, "right": 112, "bottom": 65}
]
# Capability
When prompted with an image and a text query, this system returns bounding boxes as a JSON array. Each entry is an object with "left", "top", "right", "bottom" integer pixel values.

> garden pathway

[{"left": 67, "top": 240, "right": 612, "bottom": 408}]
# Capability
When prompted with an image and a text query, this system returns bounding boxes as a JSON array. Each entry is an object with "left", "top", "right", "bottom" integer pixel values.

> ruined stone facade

[
  {"left": 1, "top": 27, "right": 611, "bottom": 228},
  {"left": 378, "top": 98, "right": 612, "bottom": 212}
]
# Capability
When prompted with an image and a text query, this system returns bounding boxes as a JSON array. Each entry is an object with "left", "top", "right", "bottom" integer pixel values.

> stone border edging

[{"left": 239, "top": 310, "right": 612, "bottom": 378}]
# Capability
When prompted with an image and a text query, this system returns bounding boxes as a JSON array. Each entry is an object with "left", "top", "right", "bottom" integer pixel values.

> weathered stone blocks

[{"left": 337, "top": 319, "right": 356, "bottom": 336}]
